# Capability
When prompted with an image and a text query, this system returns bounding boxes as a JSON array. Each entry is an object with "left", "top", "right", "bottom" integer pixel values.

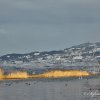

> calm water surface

[{"left": 0, "top": 78, "right": 100, "bottom": 100}]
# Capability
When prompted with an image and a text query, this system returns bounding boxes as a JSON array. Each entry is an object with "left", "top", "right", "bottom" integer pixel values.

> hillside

[{"left": 0, "top": 42, "right": 100, "bottom": 68}]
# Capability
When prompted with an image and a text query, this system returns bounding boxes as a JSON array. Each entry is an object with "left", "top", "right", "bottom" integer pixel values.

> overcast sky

[{"left": 0, "top": 0, "right": 100, "bottom": 56}]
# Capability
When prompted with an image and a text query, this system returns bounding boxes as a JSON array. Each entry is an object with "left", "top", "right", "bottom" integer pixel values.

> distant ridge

[{"left": 0, "top": 42, "right": 100, "bottom": 67}]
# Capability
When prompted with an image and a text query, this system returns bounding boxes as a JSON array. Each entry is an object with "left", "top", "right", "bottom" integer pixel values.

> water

[{"left": 0, "top": 78, "right": 100, "bottom": 100}]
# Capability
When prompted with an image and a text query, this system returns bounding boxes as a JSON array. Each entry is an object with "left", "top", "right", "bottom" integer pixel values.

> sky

[{"left": 0, "top": 0, "right": 100, "bottom": 56}]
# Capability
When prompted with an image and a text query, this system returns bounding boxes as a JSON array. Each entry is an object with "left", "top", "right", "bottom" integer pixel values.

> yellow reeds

[
  {"left": 0, "top": 68, "right": 92, "bottom": 80},
  {"left": 31, "top": 70, "right": 90, "bottom": 78}
]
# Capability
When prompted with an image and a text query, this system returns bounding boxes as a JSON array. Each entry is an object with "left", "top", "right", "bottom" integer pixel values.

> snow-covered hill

[{"left": 0, "top": 42, "right": 100, "bottom": 68}]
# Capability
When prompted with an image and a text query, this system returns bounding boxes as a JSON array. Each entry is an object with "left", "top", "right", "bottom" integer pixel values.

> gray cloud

[{"left": 0, "top": 0, "right": 100, "bottom": 55}]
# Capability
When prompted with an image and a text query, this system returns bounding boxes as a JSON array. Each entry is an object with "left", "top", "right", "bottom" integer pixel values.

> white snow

[
  {"left": 15, "top": 61, "right": 23, "bottom": 64},
  {"left": 73, "top": 56, "right": 83, "bottom": 60},
  {"left": 7, "top": 56, "right": 10, "bottom": 58},
  {"left": 26, "top": 55, "right": 31, "bottom": 59},
  {"left": 34, "top": 53, "right": 40, "bottom": 56},
  {"left": 93, "top": 48, "right": 100, "bottom": 52}
]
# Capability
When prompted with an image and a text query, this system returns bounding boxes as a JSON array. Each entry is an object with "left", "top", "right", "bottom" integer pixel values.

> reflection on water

[{"left": 0, "top": 78, "right": 100, "bottom": 100}]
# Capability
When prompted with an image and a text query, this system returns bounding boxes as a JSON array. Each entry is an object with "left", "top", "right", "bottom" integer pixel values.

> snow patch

[
  {"left": 73, "top": 56, "right": 83, "bottom": 60},
  {"left": 34, "top": 53, "right": 40, "bottom": 56}
]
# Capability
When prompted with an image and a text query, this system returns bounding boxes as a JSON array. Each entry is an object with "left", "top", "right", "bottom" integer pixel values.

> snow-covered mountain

[{"left": 0, "top": 42, "right": 100, "bottom": 68}]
